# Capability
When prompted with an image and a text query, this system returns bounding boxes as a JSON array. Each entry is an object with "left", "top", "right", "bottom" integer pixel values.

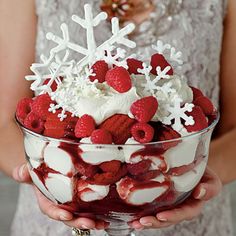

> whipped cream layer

[
  {"left": 26, "top": 129, "right": 208, "bottom": 206},
  {"left": 53, "top": 74, "right": 193, "bottom": 126}
]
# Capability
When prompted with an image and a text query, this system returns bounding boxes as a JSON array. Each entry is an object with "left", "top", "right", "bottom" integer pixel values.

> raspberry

[
  {"left": 31, "top": 94, "right": 54, "bottom": 120},
  {"left": 75, "top": 162, "right": 98, "bottom": 178},
  {"left": 44, "top": 111, "right": 78, "bottom": 139},
  {"left": 89, "top": 165, "right": 127, "bottom": 185},
  {"left": 131, "top": 123, "right": 154, "bottom": 143},
  {"left": 150, "top": 53, "right": 173, "bottom": 76},
  {"left": 89, "top": 60, "right": 109, "bottom": 83},
  {"left": 130, "top": 96, "right": 158, "bottom": 123},
  {"left": 74, "top": 115, "right": 96, "bottom": 138},
  {"left": 158, "top": 125, "right": 181, "bottom": 150},
  {"left": 185, "top": 106, "right": 208, "bottom": 132},
  {"left": 190, "top": 86, "right": 204, "bottom": 100},
  {"left": 91, "top": 129, "right": 113, "bottom": 144},
  {"left": 127, "top": 58, "right": 143, "bottom": 74},
  {"left": 133, "top": 170, "right": 161, "bottom": 181},
  {"left": 16, "top": 98, "right": 33, "bottom": 123},
  {"left": 24, "top": 112, "right": 44, "bottom": 133},
  {"left": 99, "top": 114, "right": 136, "bottom": 144},
  {"left": 105, "top": 66, "right": 132, "bottom": 93},
  {"left": 127, "top": 160, "right": 152, "bottom": 176},
  {"left": 193, "top": 96, "right": 215, "bottom": 116},
  {"left": 100, "top": 160, "right": 121, "bottom": 173}
]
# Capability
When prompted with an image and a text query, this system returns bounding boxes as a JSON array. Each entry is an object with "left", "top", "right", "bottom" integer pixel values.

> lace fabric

[{"left": 11, "top": 0, "right": 234, "bottom": 235}]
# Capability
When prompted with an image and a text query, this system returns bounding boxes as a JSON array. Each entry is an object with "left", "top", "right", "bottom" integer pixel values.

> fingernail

[
  {"left": 157, "top": 216, "right": 167, "bottom": 222},
  {"left": 139, "top": 219, "right": 152, "bottom": 227},
  {"left": 59, "top": 213, "right": 71, "bottom": 221},
  {"left": 135, "top": 226, "right": 144, "bottom": 231},
  {"left": 196, "top": 188, "right": 206, "bottom": 199},
  {"left": 81, "top": 225, "right": 91, "bottom": 229},
  {"left": 19, "top": 165, "right": 26, "bottom": 180}
]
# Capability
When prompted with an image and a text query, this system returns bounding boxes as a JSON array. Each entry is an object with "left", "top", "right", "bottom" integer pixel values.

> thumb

[
  {"left": 12, "top": 163, "right": 32, "bottom": 183},
  {"left": 193, "top": 167, "right": 222, "bottom": 201}
]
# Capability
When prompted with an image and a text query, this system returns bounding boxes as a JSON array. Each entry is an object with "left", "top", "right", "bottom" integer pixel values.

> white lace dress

[{"left": 11, "top": 0, "right": 234, "bottom": 235}]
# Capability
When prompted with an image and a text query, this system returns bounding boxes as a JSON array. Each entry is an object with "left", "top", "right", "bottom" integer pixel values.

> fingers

[
  {"left": 156, "top": 199, "right": 204, "bottom": 223},
  {"left": 34, "top": 187, "right": 73, "bottom": 221},
  {"left": 12, "top": 163, "right": 31, "bottom": 183},
  {"left": 63, "top": 217, "right": 97, "bottom": 229},
  {"left": 132, "top": 198, "right": 204, "bottom": 229},
  {"left": 130, "top": 217, "right": 171, "bottom": 230},
  {"left": 193, "top": 167, "right": 222, "bottom": 201},
  {"left": 34, "top": 187, "right": 105, "bottom": 230}
]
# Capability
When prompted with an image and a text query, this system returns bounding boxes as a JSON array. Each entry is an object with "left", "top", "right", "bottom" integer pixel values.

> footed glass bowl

[{"left": 17, "top": 116, "right": 219, "bottom": 236}]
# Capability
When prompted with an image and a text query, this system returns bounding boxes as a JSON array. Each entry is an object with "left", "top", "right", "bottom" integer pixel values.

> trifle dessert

[{"left": 16, "top": 4, "right": 218, "bottom": 236}]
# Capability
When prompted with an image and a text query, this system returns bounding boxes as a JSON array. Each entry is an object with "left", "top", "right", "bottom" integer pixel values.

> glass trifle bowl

[
  {"left": 15, "top": 4, "right": 220, "bottom": 235},
  {"left": 16, "top": 114, "right": 219, "bottom": 236}
]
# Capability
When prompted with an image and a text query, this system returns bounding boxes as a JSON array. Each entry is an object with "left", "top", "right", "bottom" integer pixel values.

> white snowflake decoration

[
  {"left": 155, "top": 81, "right": 176, "bottom": 101},
  {"left": 96, "top": 45, "right": 128, "bottom": 69},
  {"left": 26, "top": 4, "right": 135, "bottom": 91},
  {"left": 162, "top": 96, "right": 195, "bottom": 132},
  {"left": 152, "top": 40, "right": 183, "bottom": 68},
  {"left": 138, "top": 62, "right": 172, "bottom": 96}
]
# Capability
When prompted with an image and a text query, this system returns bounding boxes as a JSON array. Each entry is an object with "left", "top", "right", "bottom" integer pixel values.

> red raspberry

[
  {"left": 150, "top": 53, "right": 173, "bottom": 76},
  {"left": 193, "top": 96, "right": 215, "bottom": 116},
  {"left": 75, "top": 162, "right": 98, "bottom": 178},
  {"left": 105, "top": 66, "right": 132, "bottom": 93},
  {"left": 99, "top": 160, "right": 121, "bottom": 173},
  {"left": 31, "top": 94, "right": 54, "bottom": 120},
  {"left": 127, "top": 58, "right": 143, "bottom": 74},
  {"left": 24, "top": 112, "right": 44, "bottom": 133},
  {"left": 89, "top": 165, "right": 127, "bottom": 185},
  {"left": 127, "top": 160, "right": 152, "bottom": 176},
  {"left": 190, "top": 86, "right": 204, "bottom": 100},
  {"left": 89, "top": 60, "right": 109, "bottom": 83},
  {"left": 131, "top": 123, "right": 154, "bottom": 143},
  {"left": 133, "top": 170, "right": 161, "bottom": 181},
  {"left": 16, "top": 98, "right": 33, "bottom": 123},
  {"left": 185, "top": 106, "right": 208, "bottom": 132},
  {"left": 158, "top": 125, "right": 181, "bottom": 150},
  {"left": 91, "top": 129, "right": 113, "bottom": 144},
  {"left": 44, "top": 111, "right": 78, "bottom": 139},
  {"left": 130, "top": 96, "right": 158, "bottom": 123},
  {"left": 74, "top": 115, "right": 96, "bottom": 138},
  {"left": 99, "top": 114, "right": 136, "bottom": 144}
]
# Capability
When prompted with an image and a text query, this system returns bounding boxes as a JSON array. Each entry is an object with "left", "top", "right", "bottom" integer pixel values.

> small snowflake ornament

[
  {"left": 152, "top": 40, "right": 183, "bottom": 69},
  {"left": 162, "top": 96, "right": 195, "bottom": 132},
  {"left": 138, "top": 62, "right": 172, "bottom": 96}
]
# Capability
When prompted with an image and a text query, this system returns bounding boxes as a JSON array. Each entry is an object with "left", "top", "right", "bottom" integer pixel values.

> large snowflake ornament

[
  {"left": 162, "top": 96, "right": 195, "bottom": 132},
  {"left": 26, "top": 4, "right": 136, "bottom": 95}
]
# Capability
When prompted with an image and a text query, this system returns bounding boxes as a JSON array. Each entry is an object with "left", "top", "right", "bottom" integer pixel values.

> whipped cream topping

[{"left": 54, "top": 82, "right": 140, "bottom": 124}]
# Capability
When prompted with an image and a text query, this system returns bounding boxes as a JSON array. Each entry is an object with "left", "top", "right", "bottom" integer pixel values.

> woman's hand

[
  {"left": 130, "top": 167, "right": 222, "bottom": 230},
  {"left": 12, "top": 163, "right": 108, "bottom": 230}
]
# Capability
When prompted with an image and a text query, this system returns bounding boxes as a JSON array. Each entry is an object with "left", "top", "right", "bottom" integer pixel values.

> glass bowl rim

[{"left": 15, "top": 112, "right": 220, "bottom": 147}]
